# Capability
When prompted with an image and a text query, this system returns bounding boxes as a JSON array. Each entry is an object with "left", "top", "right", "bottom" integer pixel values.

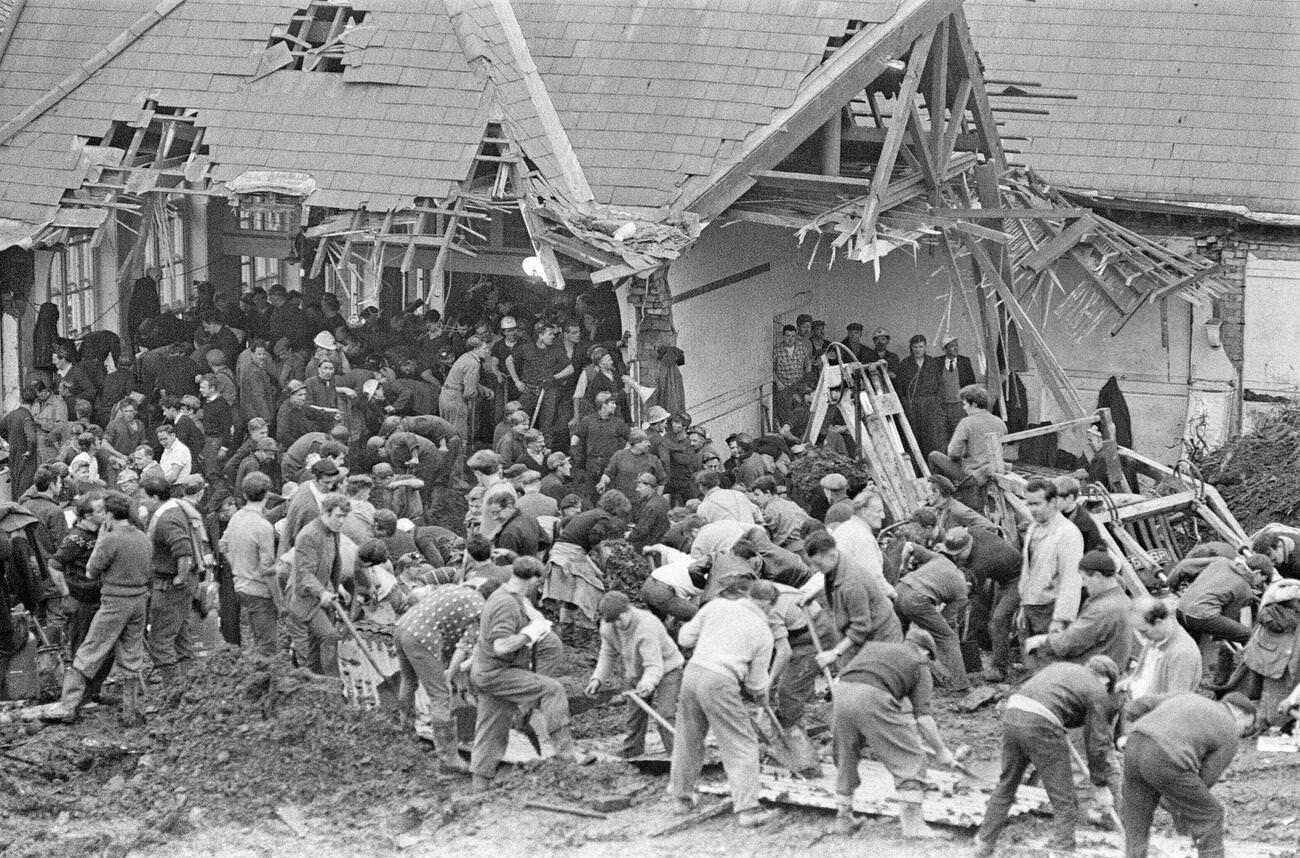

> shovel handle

[
  {"left": 762, "top": 703, "right": 794, "bottom": 750},
  {"left": 622, "top": 689, "right": 676, "bottom": 737},
  {"left": 798, "top": 605, "right": 837, "bottom": 689},
  {"left": 1064, "top": 736, "right": 1125, "bottom": 834},
  {"left": 331, "top": 601, "right": 387, "bottom": 678},
  {"left": 29, "top": 617, "right": 52, "bottom": 648}
]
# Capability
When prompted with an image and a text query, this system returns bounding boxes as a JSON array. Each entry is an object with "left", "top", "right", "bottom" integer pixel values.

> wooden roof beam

[
  {"left": 678, "top": 0, "right": 962, "bottom": 220},
  {"left": 949, "top": 7, "right": 1006, "bottom": 171}
]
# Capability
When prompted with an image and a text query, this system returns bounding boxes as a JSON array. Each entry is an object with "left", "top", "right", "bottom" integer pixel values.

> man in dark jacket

[
  {"left": 1, "top": 385, "right": 39, "bottom": 496},
  {"left": 19, "top": 466, "right": 67, "bottom": 554},
  {"left": 628, "top": 472, "right": 670, "bottom": 551},
  {"left": 1025, "top": 550, "right": 1132, "bottom": 669},
  {"left": 488, "top": 492, "right": 543, "bottom": 558},
  {"left": 975, "top": 657, "right": 1121, "bottom": 855},
  {"left": 44, "top": 492, "right": 152, "bottom": 724},
  {"left": 146, "top": 475, "right": 208, "bottom": 684},
  {"left": 288, "top": 493, "right": 350, "bottom": 675},
  {"left": 1123, "top": 692, "right": 1255, "bottom": 858}
]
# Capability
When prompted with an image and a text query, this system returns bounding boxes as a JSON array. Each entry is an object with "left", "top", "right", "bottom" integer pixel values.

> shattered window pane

[{"left": 269, "top": 1, "right": 368, "bottom": 73}]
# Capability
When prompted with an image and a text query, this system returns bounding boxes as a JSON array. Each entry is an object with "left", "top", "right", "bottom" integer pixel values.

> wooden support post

[
  {"left": 928, "top": 16, "right": 949, "bottom": 160},
  {"left": 820, "top": 112, "right": 841, "bottom": 176},
  {"left": 401, "top": 210, "right": 429, "bottom": 274},
  {"left": 961, "top": 231, "right": 1086, "bottom": 419},
  {"left": 939, "top": 78, "right": 972, "bottom": 171},
  {"left": 950, "top": 8, "right": 1006, "bottom": 170},
  {"left": 856, "top": 28, "right": 935, "bottom": 246},
  {"left": 1087, "top": 512, "right": 1150, "bottom": 599}
]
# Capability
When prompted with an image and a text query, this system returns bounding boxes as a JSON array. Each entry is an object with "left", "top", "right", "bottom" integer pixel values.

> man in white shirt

[{"left": 157, "top": 423, "right": 192, "bottom": 485}]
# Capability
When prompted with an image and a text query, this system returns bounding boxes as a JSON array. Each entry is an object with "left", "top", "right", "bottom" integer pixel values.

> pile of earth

[
  {"left": 1200, "top": 404, "right": 1300, "bottom": 532},
  {"left": 0, "top": 649, "right": 453, "bottom": 840},
  {"left": 785, "top": 448, "right": 873, "bottom": 509}
]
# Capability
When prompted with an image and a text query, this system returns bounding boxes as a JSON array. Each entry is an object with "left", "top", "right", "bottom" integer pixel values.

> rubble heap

[
  {"left": 1, "top": 649, "right": 449, "bottom": 835},
  {"left": 1202, "top": 404, "right": 1300, "bottom": 532}
]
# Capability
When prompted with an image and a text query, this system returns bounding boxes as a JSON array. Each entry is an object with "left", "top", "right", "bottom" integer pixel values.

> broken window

[
  {"left": 47, "top": 240, "right": 97, "bottom": 337},
  {"left": 269, "top": 1, "right": 368, "bottom": 73}
]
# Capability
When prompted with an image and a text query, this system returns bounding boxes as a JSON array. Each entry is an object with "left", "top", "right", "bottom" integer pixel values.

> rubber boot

[
  {"left": 432, "top": 720, "right": 470, "bottom": 773},
  {"left": 898, "top": 793, "right": 938, "bottom": 839},
  {"left": 41, "top": 669, "right": 89, "bottom": 723},
  {"left": 118, "top": 677, "right": 145, "bottom": 727},
  {"left": 528, "top": 710, "right": 557, "bottom": 758},
  {"left": 551, "top": 726, "right": 595, "bottom": 764}
]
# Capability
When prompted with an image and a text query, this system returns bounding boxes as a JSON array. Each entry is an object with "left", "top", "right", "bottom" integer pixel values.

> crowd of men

[{"left": 1, "top": 283, "right": 1298, "bottom": 856}]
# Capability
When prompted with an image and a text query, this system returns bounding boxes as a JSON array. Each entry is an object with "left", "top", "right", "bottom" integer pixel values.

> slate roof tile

[{"left": 967, "top": 0, "right": 1300, "bottom": 215}]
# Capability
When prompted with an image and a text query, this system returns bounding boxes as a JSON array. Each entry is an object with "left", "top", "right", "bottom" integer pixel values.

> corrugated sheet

[{"left": 966, "top": 0, "right": 1300, "bottom": 216}]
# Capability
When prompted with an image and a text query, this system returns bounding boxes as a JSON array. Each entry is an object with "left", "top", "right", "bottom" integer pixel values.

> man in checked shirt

[{"left": 394, "top": 579, "right": 500, "bottom": 773}]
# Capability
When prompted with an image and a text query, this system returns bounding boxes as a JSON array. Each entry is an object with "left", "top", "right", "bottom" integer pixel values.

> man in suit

[
  {"left": 288, "top": 493, "right": 350, "bottom": 675},
  {"left": 930, "top": 336, "right": 976, "bottom": 453},
  {"left": 896, "top": 335, "right": 940, "bottom": 456}
]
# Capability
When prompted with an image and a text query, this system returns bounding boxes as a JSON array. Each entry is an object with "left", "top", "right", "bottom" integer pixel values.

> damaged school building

[{"left": 0, "top": 0, "right": 1296, "bottom": 463}]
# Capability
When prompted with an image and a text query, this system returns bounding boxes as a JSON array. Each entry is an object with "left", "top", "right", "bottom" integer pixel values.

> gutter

[{"left": 1063, "top": 189, "right": 1300, "bottom": 228}]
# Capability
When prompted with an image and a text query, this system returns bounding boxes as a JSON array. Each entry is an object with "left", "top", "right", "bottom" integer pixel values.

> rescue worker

[{"left": 831, "top": 627, "right": 959, "bottom": 838}]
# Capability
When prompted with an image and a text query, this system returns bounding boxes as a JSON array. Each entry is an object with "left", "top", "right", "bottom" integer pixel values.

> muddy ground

[{"left": 3, "top": 645, "right": 1299, "bottom": 858}]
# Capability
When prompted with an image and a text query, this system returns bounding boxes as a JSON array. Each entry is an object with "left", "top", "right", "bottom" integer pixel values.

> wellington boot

[
  {"left": 41, "top": 669, "right": 88, "bottom": 723},
  {"left": 551, "top": 726, "right": 595, "bottom": 765},
  {"left": 431, "top": 721, "right": 470, "bottom": 773},
  {"left": 899, "top": 801, "right": 939, "bottom": 839}
]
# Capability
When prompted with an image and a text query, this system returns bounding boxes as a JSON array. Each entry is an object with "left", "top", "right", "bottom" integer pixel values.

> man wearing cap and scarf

[
  {"left": 929, "top": 336, "right": 976, "bottom": 452},
  {"left": 839, "top": 323, "right": 871, "bottom": 364},
  {"left": 282, "top": 458, "right": 344, "bottom": 546},
  {"left": 540, "top": 451, "right": 574, "bottom": 503},
  {"left": 868, "top": 328, "right": 900, "bottom": 379},
  {"left": 1122, "top": 691, "right": 1256, "bottom": 858},
  {"left": 234, "top": 436, "right": 283, "bottom": 500},
  {"left": 974, "top": 656, "right": 1122, "bottom": 856},
  {"left": 586, "top": 590, "right": 684, "bottom": 758},
  {"left": 627, "top": 472, "right": 671, "bottom": 551},
  {"left": 1025, "top": 550, "right": 1133, "bottom": 669},
  {"left": 831, "top": 627, "right": 960, "bottom": 838},
  {"left": 276, "top": 379, "right": 314, "bottom": 447}
]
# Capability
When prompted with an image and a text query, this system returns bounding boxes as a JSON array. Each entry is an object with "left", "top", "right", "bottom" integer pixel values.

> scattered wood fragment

[
  {"left": 650, "top": 801, "right": 732, "bottom": 837},
  {"left": 523, "top": 800, "right": 608, "bottom": 820},
  {"left": 588, "top": 795, "right": 633, "bottom": 813}
]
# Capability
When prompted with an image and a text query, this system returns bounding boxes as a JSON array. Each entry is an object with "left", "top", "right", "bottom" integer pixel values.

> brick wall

[
  {"left": 625, "top": 269, "right": 676, "bottom": 385},
  {"left": 1213, "top": 228, "right": 1300, "bottom": 369}
]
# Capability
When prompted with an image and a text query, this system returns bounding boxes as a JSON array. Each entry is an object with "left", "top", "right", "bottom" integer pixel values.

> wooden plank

[
  {"left": 960, "top": 231, "right": 1086, "bottom": 418},
  {"left": 952, "top": 220, "right": 1009, "bottom": 244},
  {"left": 939, "top": 77, "right": 973, "bottom": 170},
  {"left": 1000, "top": 414, "right": 1099, "bottom": 444},
  {"left": 680, "top": 0, "right": 962, "bottom": 219},
  {"left": 1111, "top": 491, "right": 1198, "bottom": 523},
  {"left": 949, "top": 7, "right": 1006, "bottom": 171},
  {"left": 857, "top": 28, "right": 935, "bottom": 244},
  {"left": 1020, "top": 215, "right": 1097, "bottom": 273},
  {"left": 928, "top": 16, "right": 949, "bottom": 160},
  {"left": 906, "top": 101, "right": 942, "bottom": 195},
  {"left": 929, "top": 207, "right": 1089, "bottom": 220},
  {"left": 401, "top": 210, "right": 429, "bottom": 274}
]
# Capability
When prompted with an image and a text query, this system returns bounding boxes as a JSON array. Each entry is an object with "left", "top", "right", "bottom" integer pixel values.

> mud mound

[
  {"left": 0, "top": 649, "right": 450, "bottom": 841},
  {"left": 1202, "top": 405, "right": 1300, "bottom": 532},
  {"left": 786, "top": 448, "right": 872, "bottom": 508}
]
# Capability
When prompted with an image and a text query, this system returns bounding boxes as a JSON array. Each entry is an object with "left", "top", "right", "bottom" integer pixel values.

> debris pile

[
  {"left": 785, "top": 448, "right": 874, "bottom": 509},
  {"left": 1202, "top": 404, "right": 1300, "bottom": 532},
  {"left": 1, "top": 649, "right": 450, "bottom": 835}
]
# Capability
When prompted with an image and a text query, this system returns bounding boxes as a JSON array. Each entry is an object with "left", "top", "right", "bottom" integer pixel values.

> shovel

[
  {"left": 799, "top": 605, "right": 836, "bottom": 692},
  {"left": 761, "top": 702, "right": 821, "bottom": 775},
  {"left": 622, "top": 690, "right": 675, "bottom": 774},
  {"left": 331, "top": 601, "right": 399, "bottom": 708}
]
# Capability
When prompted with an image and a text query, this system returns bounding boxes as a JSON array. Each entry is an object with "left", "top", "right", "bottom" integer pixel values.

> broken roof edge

[
  {"left": 0, "top": 215, "right": 49, "bottom": 251},
  {"left": 1062, "top": 189, "right": 1300, "bottom": 229}
]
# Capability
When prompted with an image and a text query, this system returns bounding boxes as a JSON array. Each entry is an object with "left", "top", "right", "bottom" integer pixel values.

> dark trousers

[
  {"left": 217, "top": 562, "right": 241, "bottom": 647},
  {"left": 894, "top": 583, "right": 969, "bottom": 690},
  {"left": 519, "top": 386, "right": 560, "bottom": 441},
  {"left": 775, "top": 640, "right": 820, "bottom": 728},
  {"left": 990, "top": 580, "right": 1021, "bottom": 671},
  {"left": 1123, "top": 732, "right": 1225, "bottom": 858},
  {"left": 237, "top": 593, "right": 278, "bottom": 656},
  {"left": 640, "top": 578, "right": 698, "bottom": 623},
  {"left": 978, "top": 709, "right": 1079, "bottom": 849},
  {"left": 65, "top": 596, "right": 113, "bottom": 697},
  {"left": 1176, "top": 609, "right": 1250, "bottom": 645}
]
